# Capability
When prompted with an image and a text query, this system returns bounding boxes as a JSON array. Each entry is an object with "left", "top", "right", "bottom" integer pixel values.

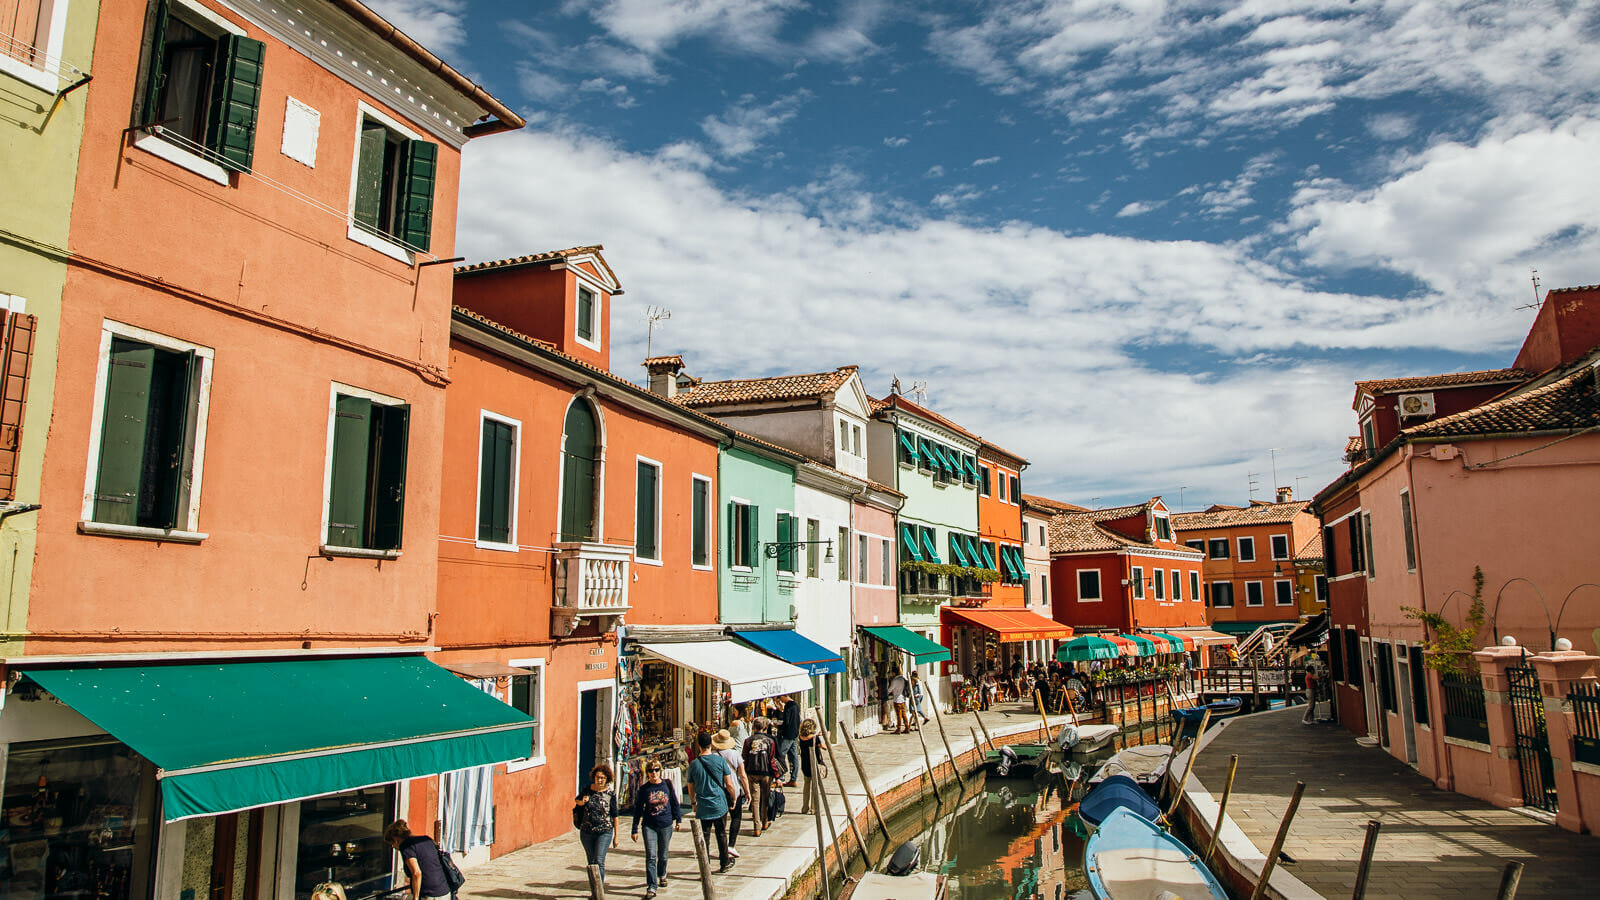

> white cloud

[
  {"left": 883, "top": 136, "right": 910, "bottom": 148},
  {"left": 1116, "top": 200, "right": 1160, "bottom": 218},
  {"left": 700, "top": 92, "right": 812, "bottom": 158},
  {"left": 365, "top": 0, "right": 467, "bottom": 54},
  {"left": 1196, "top": 152, "right": 1279, "bottom": 216},
  {"left": 454, "top": 129, "right": 1534, "bottom": 504},
  {"left": 584, "top": 0, "right": 802, "bottom": 56},
  {"left": 972, "top": 156, "right": 1001, "bottom": 166}
]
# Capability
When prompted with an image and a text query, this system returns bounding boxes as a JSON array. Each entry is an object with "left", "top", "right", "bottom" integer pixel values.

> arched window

[{"left": 560, "top": 399, "right": 600, "bottom": 541}]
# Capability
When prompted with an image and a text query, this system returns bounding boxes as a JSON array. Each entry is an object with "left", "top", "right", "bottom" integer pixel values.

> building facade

[
  {"left": 1171, "top": 493, "right": 1323, "bottom": 638},
  {"left": 1046, "top": 499, "right": 1207, "bottom": 633}
]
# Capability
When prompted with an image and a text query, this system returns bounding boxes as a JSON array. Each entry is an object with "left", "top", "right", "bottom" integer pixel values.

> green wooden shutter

[
  {"left": 0, "top": 313, "right": 37, "bottom": 501},
  {"left": 326, "top": 395, "right": 372, "bottom": 547},
  {"left": 899, "top": 525, "right": 922, "bottom": 562},
  {"left": 745, "top": 505, "right": 760, "bottom": 566},
  {"left": 141, "top": 0, "right": 172, "bottom": 126},
  {"left": 149, "top": 349, "right": 197, "bottom": 530},
  {"left": 370, "top": 403, "right": 409, "bottom": 550},
  {"left": 478, "top": 419, "right": 513, "bottom": 544},
  {"left": 206, "top": 34, "right": 265, "bottom": 171},
  {"left": 635, "top": 461, "right": 658, "bottom": 560},
  {"left": 919, "top": 528, "right": 940, "bottom": 564},
  {"left": 776, "top": 513, "right": 795, "bottom": 572},
  {"left": 728, "top": 504, "right": 740, "bottom": 564},
  {"left": 353, "top": 122, "right": 386, "bottom": 232},
  {"left": 94, "top": 341, "right": 158, "bottom": 526},
  {"left": 692, "top": 479, "right": 709, "bottom": 566},
  {"left": 399, "top": 139, "right": 437, "bottom": 251}
]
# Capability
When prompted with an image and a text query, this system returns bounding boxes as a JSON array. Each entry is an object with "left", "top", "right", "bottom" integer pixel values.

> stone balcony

[{"left": 551, "top": 541, "right": 632, "bottom": 636}]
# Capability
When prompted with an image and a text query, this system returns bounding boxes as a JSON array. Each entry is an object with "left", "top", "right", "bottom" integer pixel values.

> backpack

[
  {"left": 743, "top": 733, "right": 778, "bottom": 778},
  {"left": 579, "top": 789, "right": 613, "bottom": 833}
]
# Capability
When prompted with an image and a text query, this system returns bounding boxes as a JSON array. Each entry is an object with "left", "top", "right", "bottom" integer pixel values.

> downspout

[{"left": 1406, "top": 446, "right": 1454, "bottom": 791}]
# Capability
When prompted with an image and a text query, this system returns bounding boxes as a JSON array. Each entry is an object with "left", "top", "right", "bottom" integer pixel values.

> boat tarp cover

[{"left": 1079, "top": 774, "right": 1161, "bottom": 826}]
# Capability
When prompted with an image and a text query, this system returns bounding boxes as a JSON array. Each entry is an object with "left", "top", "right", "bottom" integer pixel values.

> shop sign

[{"left": 585, "top": 662, "right": 610, "bottom": 671}]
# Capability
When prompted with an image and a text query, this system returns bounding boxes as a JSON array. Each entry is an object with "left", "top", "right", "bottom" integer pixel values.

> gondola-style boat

[{"left": 1084, "top": 806, "right": 1228, "bottom": 899}]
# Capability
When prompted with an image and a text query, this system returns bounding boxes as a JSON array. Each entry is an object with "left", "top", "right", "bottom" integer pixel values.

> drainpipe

[
  {"left": 1405, "top": 447, "right": 1454, "bottom": 790},
  {"left": 1, "top": 504, "right": 40, "bottom": 639}
]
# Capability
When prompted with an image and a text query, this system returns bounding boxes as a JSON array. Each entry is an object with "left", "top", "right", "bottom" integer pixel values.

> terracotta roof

[
  {"left": 870, "top": 393, "right": 1025, "bottom": 460},
  {"left": 454, "top": 246, "right": 619, "bottom": 289},
  {"left": 1353, "top": 368, "right": 1526, "bottom": 396},
  {"left": 1403, "top": 363, "right": 1600, "bottom": 439},
  {"left": 1022, "top": 494, "right": 1087, "bottom": 514},
  {"left": 674, "top": 366, "right": 858, "bottom": 407},
  {"left": 643, "top": 355, "right": 683, "bottom": 367},
  {"left": 1296, "top": 531, "right": 1324, "bottom": 563},
  {"left": 1548, "top": 284, "right": 1600, "bottom": 295},
  {"left": 1047, "top": 499, "right": 1187, "bottom": 554},
  {"left": 1344, "top": 435, "right": 1364, "bottom": 455},
  {"left": 1171, "top": 501, "right": 1311, "bottom": 530}
]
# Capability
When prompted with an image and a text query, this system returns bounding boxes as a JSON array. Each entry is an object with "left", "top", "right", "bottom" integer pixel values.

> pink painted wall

[{"left": 853, "top": 499, "right": 899, "bottom": 625}]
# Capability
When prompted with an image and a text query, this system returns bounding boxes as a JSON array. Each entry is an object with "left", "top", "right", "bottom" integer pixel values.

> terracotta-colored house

[
  {"left": 1047, "top": 499, "right": 1207, "bottom": 633},
  {"left": 977, "top": 441, "right": 1028, "bottom": 608},
  {"left": 1171, "top": 492, "right": 1323, "bottom": 637},
  {"left": 1312, "top": 284, "right": 1600, "bottom": 833},
  {"left": 440, "top": 248, "right": 726, "bottom": 855},
  {"left": 3, "top": 2, "right": 526, "bottom": 898}
]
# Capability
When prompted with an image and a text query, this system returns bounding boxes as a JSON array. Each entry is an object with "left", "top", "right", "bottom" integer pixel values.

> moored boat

[
  {"left": 1084, "top": 806, "right": 1228, "bottom": 900},
  {"left": 1087, "top": 744, "right": 1172, "bottom": 793},
  {"left": 1078, "top": 774, "right": 1162, "bottom": 832},
  {"left": 1171, "top": 698, "right": 1241, "bottom": 739},
  {"left": 849, "top": 872, "right": 947, "bottom": 900}
]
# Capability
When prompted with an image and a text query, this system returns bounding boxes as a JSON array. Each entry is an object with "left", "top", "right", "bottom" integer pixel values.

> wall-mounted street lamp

[{"left": 764, "top": 539, "right": 835, "bottom": 563}]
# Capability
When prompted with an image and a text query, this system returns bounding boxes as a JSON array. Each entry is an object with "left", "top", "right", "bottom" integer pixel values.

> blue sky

[{"left": 373, "top": 0, "right": 1600, "bottom": 510}]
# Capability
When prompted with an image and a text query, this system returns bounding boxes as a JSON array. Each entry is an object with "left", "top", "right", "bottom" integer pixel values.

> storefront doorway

[{"left": 575, "top": 681, "right": 615, "bottom": 794}]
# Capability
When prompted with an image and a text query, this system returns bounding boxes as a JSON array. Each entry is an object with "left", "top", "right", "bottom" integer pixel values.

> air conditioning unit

[{"left": 1397, "top": 392, "right": 1435, "bottom": 417}]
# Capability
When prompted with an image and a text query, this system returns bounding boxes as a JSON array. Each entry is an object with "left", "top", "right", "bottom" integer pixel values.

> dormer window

[
  {"left": 576, "top": 285, "right": 597, "bottom": 345},
  {"left": 1153, "top": 514, "right": 1171, "bottom": 541}
]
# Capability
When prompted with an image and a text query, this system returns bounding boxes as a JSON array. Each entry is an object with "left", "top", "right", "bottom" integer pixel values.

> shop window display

[
  {"left": 293, "top": 786, "right": 396, "bottom": 900},
  {"left": 0, "top": 738, "right": 156, "bottom": 900}
]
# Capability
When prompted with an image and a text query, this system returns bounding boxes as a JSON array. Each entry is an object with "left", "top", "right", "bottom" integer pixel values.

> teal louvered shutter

[
  {"left": 353, "top": 122, "right": 386, "bottom": 232},
  {"left": 728, "top": 504, "right": 740, "bottom": 563},
  {"left": 207, "top": 34, "right": 264, "bottom": 171},
  {"left": 980, "top": 541, "right": 996, "bottom": 570},
  {"left": 370, "top": 403, "right": 409, "bottom": 550},
  {"left": 745, "top": 505, "right": 760, "bottom": 565},
  {"left": 635, "top": 461, "right": 658, "bottom": 560},
  {"left": 326, "top": 395, "right": 372, "bottom": 547},
  {"left": 94, "top": 341, "right": 158, "bottom": 526},
  {"left": 948, "top": 534, "right": 968, "bottom": 567},
  {"left": 399, "top": 139, "right": 437, "bottom": 251},
  {"left": 919, "top": 529, "right": 940, "bottom": 564},
  {"left": 776, "top": 513, "right": 795, "bottom": 572},
  {"left": 899, "top": 524, "right": 922, "bottom": 562},
  {"left": 141, "top": 0, "right": 172, "bottom": 125}
]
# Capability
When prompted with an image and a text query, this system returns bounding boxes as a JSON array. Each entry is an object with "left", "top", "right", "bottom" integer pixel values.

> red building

[
  {"left": 1046, "top": 499, "right": 1207, "bottom": 633},
  {"left": 439, "top": 247, "right": 726, "bottom": 855}
]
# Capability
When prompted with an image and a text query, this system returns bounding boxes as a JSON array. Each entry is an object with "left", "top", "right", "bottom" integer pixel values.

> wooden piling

[
  {"left": 586, "top": 864, "right": 607, "bottom": 900},
  {"left": 1496, "top": 861, "right": 1524, "bottom": 900},
  {"left": 1163, "top": 709, "right": 1211, "bottom": 817},
  {"left": 1032, "top": 689, "right": 1053, "bottom": 741},
  {"left": 808, "top": 711, "right": 848, "bottom": 881},
  {"left": 1248, "top": 781, "right": 1305, "bottom": 900},
  {"left": 973, "top": 709, "right": 996, "bottom": 752},
  {"left": 969, "top": 726, "right": 987, "bottom": 774},
  {"left": 689, "top": 818, "right": 718, "bottom": 900},
  {"left": 838, "top": 723, "right": 891, "bottom": 840},
  {"left": 817, "top": 710, "right": 870, "bottom": 866},
  {"left": 811, "top": 764, "right": 833, "bottom": 900},
  {"left": 926, "top": 688, "right": 965, "bottom": 784},
  {"left": 913, "top": 709, "right": 942, "bottom": 802},
  {"left": 1202, "top": 754, "right": 1239, "bottom": 865},
  {"left": 1350, "top": 819, "right": 1381, "bottom": 900}
]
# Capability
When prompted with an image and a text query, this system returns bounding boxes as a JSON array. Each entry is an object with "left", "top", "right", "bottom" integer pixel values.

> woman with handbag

[
  {"left": 384, "top": 820, "right": 461, "bottom": 900},
  {"left": 796, "top": 719, "right": 829, "bottom": 815},
  {"left": 572, "top": 763, "right": 620, "bottom": 884}
]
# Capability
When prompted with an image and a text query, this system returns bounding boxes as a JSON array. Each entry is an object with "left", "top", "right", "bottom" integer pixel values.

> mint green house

[
  {"left": 717, "top": 439, "right": 801, "bottom": 625},
  {"left": 0, "top": 0, "right": 99, "bottom": 654}
]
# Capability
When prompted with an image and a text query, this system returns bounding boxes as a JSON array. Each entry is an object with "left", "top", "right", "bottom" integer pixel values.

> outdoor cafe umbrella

[
  {"left": 1119, "top": 633, "right": 1161, "bottom": 657},
  {"left": 1056, "top": 635, "right": 1123, "bottom": 662}
]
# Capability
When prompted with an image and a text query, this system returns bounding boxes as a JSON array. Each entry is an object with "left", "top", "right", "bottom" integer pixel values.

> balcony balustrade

[{"left": 551, "top": 542, "right": 632, "bottom": 636}]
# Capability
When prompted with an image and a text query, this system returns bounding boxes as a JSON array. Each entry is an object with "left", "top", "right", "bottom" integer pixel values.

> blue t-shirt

[{"left": 687, "top": 751, "right": 731, "bottom": 820}]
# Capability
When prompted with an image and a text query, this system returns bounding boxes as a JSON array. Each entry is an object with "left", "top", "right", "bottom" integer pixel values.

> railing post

[
  {"left": 1473, "top": 645, "right": 1531, "bottom": 809},
  {"left": 1529, "top": 650, "right": 1599, "bottom": 833}
]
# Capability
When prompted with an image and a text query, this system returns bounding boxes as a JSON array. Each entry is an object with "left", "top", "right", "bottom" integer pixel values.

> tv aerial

[{"left": 643, "top": 306, "right": 671, "bottom": 358}]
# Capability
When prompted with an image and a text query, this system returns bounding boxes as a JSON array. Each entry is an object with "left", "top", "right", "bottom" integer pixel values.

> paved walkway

[
  {"left": 1187, "top": 708, "right": 1600, "bottom": 899},
  {"left": 457, "top": 703, "right": 1068, "bottom": 900}
]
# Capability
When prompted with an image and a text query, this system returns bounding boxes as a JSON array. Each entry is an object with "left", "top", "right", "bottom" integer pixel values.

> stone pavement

[
  {"left": 456, "top": 703, "right": 1070, "bottom": 900},
  {"left": 1186, "top": 707, "right": 1600, "bottom": 899}
]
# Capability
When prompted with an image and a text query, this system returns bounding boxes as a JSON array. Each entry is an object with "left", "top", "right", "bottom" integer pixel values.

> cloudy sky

[{"left": 374, "top": 0, "right": 1600, "bottom": 510}]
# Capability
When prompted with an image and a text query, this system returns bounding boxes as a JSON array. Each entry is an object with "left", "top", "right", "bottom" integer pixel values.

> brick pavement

[{"left": 1188, "top": 707, "right": 1600, "bottom": 899}]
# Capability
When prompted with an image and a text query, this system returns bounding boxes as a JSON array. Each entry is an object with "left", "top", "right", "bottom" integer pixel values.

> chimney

[
  {"left": 644, "top": 355, "right": 685, "bottom": 398},
  {"left": 1276, "top": 486, "right": 1293, "bottom": 503}
]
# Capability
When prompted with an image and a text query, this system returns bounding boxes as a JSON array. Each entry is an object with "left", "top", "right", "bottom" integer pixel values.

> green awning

[
  {"left": 900, "top": 524, "right": 924, "bottom": 561},
  {"left": 962, "top": 455, "right": 980, "bottom": 481},
  {"left": 897, "top": 430, "right": 919, "bottom": 462},
  {"left": 863, "top": 625, "right": 952, "bottom": 664},
  {"left": 979, "top": 541, "right": 997, "bottom": 570},
  {"left": 27, "top": 656, "right": 535, "bottom": 822}
]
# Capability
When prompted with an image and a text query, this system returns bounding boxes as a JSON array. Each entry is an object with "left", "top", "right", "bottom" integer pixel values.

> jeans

[
  {"left": 777, "top": 737, "right": 799, "bottom": 782},
  {"left": 702, "top": 814, "right": 731, "bottom": 868},
  {"left": 726, "top": 797, "right": 743, "bottom": 847},
  {"left": 579, "top": 829, "right": 613, "bottom": 881},
  {"left": 641, "top": 823, "right": 672, "bottom": 889},
  {"left": 748, "top": 775, "right": 773, "bottom": 832}
]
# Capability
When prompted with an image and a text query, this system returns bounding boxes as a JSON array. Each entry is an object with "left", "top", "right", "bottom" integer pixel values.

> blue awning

[{"left": 733, "top": 628, "right": 847, "bottom": 676}]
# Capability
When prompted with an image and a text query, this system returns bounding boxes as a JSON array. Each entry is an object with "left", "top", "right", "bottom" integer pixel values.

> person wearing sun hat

[{"left": 710, "top": 729, "right": 751, "bottom": 856}]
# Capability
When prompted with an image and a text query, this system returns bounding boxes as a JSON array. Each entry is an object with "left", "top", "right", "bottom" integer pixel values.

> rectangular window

[
  {"left": 476, "top": 413, "right": 518, "bottom": 548},
  {"left": 1190, "top": 570, "right": 1200, "bottom": 602},
  {"left": 1077, "top": 569, "right": 1101, "bottom": 601},
  {"left": 1329, "top": 630, "right": 1346, "bottom": 682},
  {"left": 1131, "top": 566, "right": 1144, "bottom": 599},
  {"left": 919, "top": 525, "right": 940, "bottom": 563},
  {"left": 1362, "top": 512, "right": 1376, "bottom": 579},
  {"left": 1212, "top": 582, "right": 1236, "bottom": 607},
  {"left": 325, "top": 388, "right": 410, "bottom": 551},
  {"left": 839, "top": 419, "right": 850, "bottom": 455},
  {"left": 839, "top": 526, "right": 850, "bottom": 580},
  {"left": 1400, "top": 490, "right": 1417, "bottom": 571},
  {"left": 0, "top": 308, "right": 38, "bottom": 501},
  {"left": 1041, "top": 573, "right": 1048, "bottom": 604},
  {"left": 576, "top": 285, "right": 596, "bottom": 343},
  {"left": 897, "top": 429, "right": 918, "bottom": 466},
  {"left": 1208, "top": 538, "right": 1228, "bottom": 559},
  {"left": 86, "top": 327, "right": 212, "bottom": 534},
  {"left": 730, "top": 501, "right": 756, "bottom": 568},
  {"left": 997, "top": 470, "right": 1006, "bottom": 500},
  {"left": 634, "top": 459, "right": 660, "bottom": 562},
  {"left": 1153, "top": 568, "right": 1165, "bottom": 599},
  {"left": 691, "top": 476, "right": 711, "bottom": 567},
  {"left": 508, "top": 663, "right": 544, "bottom": 762},
  {"left": 1237, "top": 536, "right": 1256, "bottom": 562},
  {"left": 1037, "top": 524, "right": 1045, "bottom": 544},
  {"left": 1275, "top": 579, "right": 1294, "bottom": 606},
  {"left": 857, "top": 533, "right": 868, "bottom": 582},
  {"left": 980, "top": 466, "right": 991, "bottom": 495},
  {"left": 880, "top": 538, "right": 892, "bottom": 586},
  {"left": 1185, "top": 539, "right": 1204, "bottom": 552},
  {"left": 1154, "top": 515, "right": 1171, "bottom": 540},
  {"left": 1245, "top": 581, "right": 1264, "bottom": 606},
  {"left": 1172, "top": 570, "right": 1182, "bottom": 602},
  {"left": 806, "top": 517, "right": 821, "bottom": 577},
  {"left": 137, "top": 0, "right": 265, "bottom": 173},
  {"left": 1345, "top": 630, "right": 1363, "bottom": 687},
  {"left": 1270, "top": 533, "right": 1290, "bottom": 560},
  {"left": 351, "top": 111, "right": 437, "bottom": 252},
  {"left": 1009, "top": 475, "right": 1019, "bottom": 502},
  {"left": 1324, "top": 524, "right": 1338, "bottom": 578},
  {"left": 853, "top": 425, "right": 862, "bottom": 455},
  {"left": 1347, "top": 514, "right": 1364, "bottom": 574},
  {"left": 1316, "top": 574, "right": 1328, "bottom": 601},
  {"left": 1376, "top": 642, "right": 1397, "bottom": 713},
  {"left": 1409, "top": 644, "right": 1429, "bottom": 725},
  {"left": 776, "top": 512, "right": 798, "bottom": 574}
]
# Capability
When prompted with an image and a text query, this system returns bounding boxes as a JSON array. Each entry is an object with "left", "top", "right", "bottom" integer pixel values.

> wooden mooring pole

[
  {"left": 1248, "top": 781, "right": 1305, "bottom": 900},
  {"left": 838, "top": 723, "right": 891, "bottom": 841},
  {"left": 913, "top": 708, "right": 942, "bottom": 802},
  {"left": 811, "top": 767, "right": 834, "bottom": 900},
  {"left": 1350, "top": 819, "right": 1382, "bottom": 900},
  {"left": 1163, "top": 709, "right": 1211, "bottom": 817},
  {"left": 970, "top": 726, "right": 987, "bottom": 773},
  {"left": 818, "top": 711, "right": 870, "bottom": 866},
  {"left": 808, "top": 711, "right": 848, "bottom": 883},
  {"left": 1203, "top": 754, "right": 1240, "bottom": 865},
  {"left": 1496, "top": 861, "right": 1525, "bottom": 899},
  {"left": 586, "top": 864, "right": 607, "bottom": 900},
  {"left": 926, "top": 686, "right": 965, "bottom": 784},
  {"left": 689, "top": 818, "right": 718, "bottom": 900},
  {"left": 973, "top": 708, "right": 996, "bottom": 752}
]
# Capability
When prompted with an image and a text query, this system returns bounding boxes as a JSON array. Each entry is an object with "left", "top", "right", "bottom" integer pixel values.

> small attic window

[{"left": 575, "top": 285, "right": 599, "bottom": 347}]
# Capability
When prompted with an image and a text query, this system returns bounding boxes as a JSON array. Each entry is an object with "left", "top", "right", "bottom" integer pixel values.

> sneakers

[
  {"left": 728, "top": 846, "right": 741, "bottom": 858},
  {"left": 719, "top": 859, "right": 737, "bottom": 874},
  {"left": 645, "top": 891, "right": 657, "bottom": 898}
]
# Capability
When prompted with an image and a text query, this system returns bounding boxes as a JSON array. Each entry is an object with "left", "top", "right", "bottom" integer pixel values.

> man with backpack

[
  {"left": 685, "top": 732, "right": 738, "bottom": 873},
  {"left": 741, "top": 717, "right": 783, "bottom": 836}
]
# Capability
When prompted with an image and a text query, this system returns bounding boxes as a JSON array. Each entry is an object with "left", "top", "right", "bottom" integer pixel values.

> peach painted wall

[
  {"left": 1181, "top": 516, "right": 1319, "bottom": 625},
  {"left": 852, "top": 499, "right": 898, "bottom": 626}
]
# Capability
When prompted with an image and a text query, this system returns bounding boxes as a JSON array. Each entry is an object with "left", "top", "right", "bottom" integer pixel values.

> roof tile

[
  {"left": 1354, "top": 368, "right": 1526, "bottom": 395},
  {"left": 1403, "top": 363, "right": 1600, "bottom": 439},
  {"left": 674, "top": 367, "right": 858, "bottom": 407}
]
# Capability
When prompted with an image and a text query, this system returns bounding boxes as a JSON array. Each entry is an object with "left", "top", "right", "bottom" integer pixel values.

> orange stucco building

[{"left": 1171, "top": 494, "right": 1323, "bottom": 635}]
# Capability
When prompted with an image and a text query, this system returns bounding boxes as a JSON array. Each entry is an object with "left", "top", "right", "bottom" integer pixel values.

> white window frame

[
  {"left": 1190, "top": 570, "right": 1201, "bottom": 602},
  {"left": 1077, "top": 569, "right": 1101, "bottom": 602},
  {"left": 78, "top": 319, "right": 214, "bottom": 542},
  {"left": 505, "top": 657, "right": 547, "bottom": 771},
  {"left": 880, "top": 537, "right": 892, "bottom": 586},
  {"left": 690, "top": 473, "right": 713, "bottom": 570},
  {"left": 804, "top": 516, "right": 822, "bottom": 578},
  {"left": 1211, "top": 582, "right": 1234, "bottom": 607},
  {"left": 345, "top": 100, "right": 425, "bottom": 264},
  {"left": 320, "top": 381, "right": 408, "bottom": 558},
  {"left": 1171, "top": 569, "right": 1182, "bottom": 602},
  {"left": 1208, "top": 538, "right": 1228, "bottom": 559},
  {"left": 573, "top": 278, "right": 603, "bottom": 351},
  {"left": 1245, "top": 580, "right": 1264, "bottom": 607},
  {"left": 1131, "top": 566, "right": 1144, "bottom": 599},
  {"left": 0, "top": 0, "right": 73, "bottom": 92},
  {"left": 1153, "top": 568, "right": 1165, "bottom": 600},
  {"left": 1153, "top": 513, "right": 1171, "bottom": 541},
  {"left": 1237, "top": 536, "right": 1256, "bottom": 563},
  {"left": 729, "top": 498, "right": 754, "bottom": 571},
  {"left": 857, "top": 533, "right": 869, "bottom": 584},
  {"left": 1270, "top": 533, "right": 1290, "bottom": 561},
  {"left": 1274, "top": 578, "right": 1295, "bottom": 606},
  {"left": 852, "top": 424, "right": 862, "bottom": 455},
  {"left": 130, "top": 0, "right": 247, "bottom": 186},
  {"left": 632, "top": 455, "right": 663, "bottom": 565},
  {"left": 474, "top": 409, "right": 521, "bottom": 552}
]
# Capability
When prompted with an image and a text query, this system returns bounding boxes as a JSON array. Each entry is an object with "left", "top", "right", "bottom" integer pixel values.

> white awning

[{"left": 638, "top": 640, "right": 813, "bottom": 703}]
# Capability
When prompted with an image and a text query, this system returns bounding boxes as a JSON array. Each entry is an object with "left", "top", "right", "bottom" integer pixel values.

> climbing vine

[
  {"left": 900, "top": 560, "right": 1001, "bottom": 582},
  {"left": 1403, "top": 566, "right": 1486, "bottom": 676}
]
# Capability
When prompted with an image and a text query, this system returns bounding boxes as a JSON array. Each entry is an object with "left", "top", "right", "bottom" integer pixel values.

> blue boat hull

[{"left": 1084, "top": 807, "right": 1228, "bottom": 899}]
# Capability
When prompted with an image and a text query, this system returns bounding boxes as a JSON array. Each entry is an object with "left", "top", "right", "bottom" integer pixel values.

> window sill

[
  {"left": 506, "top": 756, "right": 546, "bottom": 773},
  {"left": 0, "top": 55, "right": 59, "bottom": 94},
  {"left": 475, "top": 539, "right": 519, "bottom": 553},
  {"left": 78, "top": 521, "right": 208, "bottom": 543},
  {"left": 635, "top": 556, "right": 663, "bottom": 567},
  {"left": 347, "top": 222, "right": 415, "bottom": 264},
  {"left": 691, "top": 563, "right": 714, "bottom": 571},
  {"left": 320, "top": 544, "right": 402, "bottom": 560},
  {"left": 133, "top": 132, "right": 233, "bottom": 186}
]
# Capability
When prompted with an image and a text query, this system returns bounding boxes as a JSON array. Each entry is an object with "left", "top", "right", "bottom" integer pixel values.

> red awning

[
  {"left": 940, "top": 607, "right": 1074, "bottom": 643},
  {"left": 1101, "top": 634, "right": 1142, "bottom": 657}
]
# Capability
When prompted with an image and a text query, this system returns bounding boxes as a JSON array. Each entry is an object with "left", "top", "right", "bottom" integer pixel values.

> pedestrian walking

[
  {"left": 384, "top": 820, "right": 451, "bottom": 900},
  {"left": 728, "top": 703, "right": 752, "bottom": 747},
  {"left": 797, "top": 719, "right": 829, "bottom": 815},
  {"left": 910, "top": 672, "right": 931, "bottom": 726},
  {"left": 1302, "top": 667, "right": 1320, "bottom": 724},
  {"left": 741, "top": 717, "right": 782, "bottom": 836},
  {"left": 886, "top": 668, "right": 910, "bottom": 733},
  {"left": 630, "top": 759, "right": 681, "bottom": 898},
  {"left": 778, "top": 693, "right": 802, "bottom": 786},
  {"left": 686, "top": 732, "right": 738, "bottom": 873},
  {"left": 712, "top": 729, "right": 752, "bottom": 857},
  {"left": 572, "top": 763, "right": 619, "bottom": 883}
]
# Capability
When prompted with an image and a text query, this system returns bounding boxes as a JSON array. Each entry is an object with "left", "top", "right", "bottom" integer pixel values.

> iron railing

[
  {"left": 1570, "top": 680, "right": 1600, "bottom": 766},
  {"left": 1439, "top": 670, "right": 1489, "bottom": 744}
]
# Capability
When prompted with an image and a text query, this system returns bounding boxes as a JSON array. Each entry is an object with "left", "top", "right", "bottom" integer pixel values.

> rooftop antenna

[
  {"left": 909, "top": 380, "right": 928, "bottom": 405},
  {"left": 1090, "top": 497, "right": 1101, "bottom": 509},
  {"left": 1246, "top": 470, "right": 1260, "bottom": 500},
  {"left": 643, "top": 306, "right": 671, "bottom": 358},
  {"left": 1518, "top": 269, "right": 1542, "bottom": 312},
  {"left": 1268, "top": 448, "right": 1281, "bottom": 498},
  {"left": 1295, "top": 475, "right": 1308, "bottom": 497},
  {"left": 891, "top": 374, "right": 902, "bottom": 395},
  {"left": 1178, "top": 486, "right": 1187, "bottom": 512}
]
